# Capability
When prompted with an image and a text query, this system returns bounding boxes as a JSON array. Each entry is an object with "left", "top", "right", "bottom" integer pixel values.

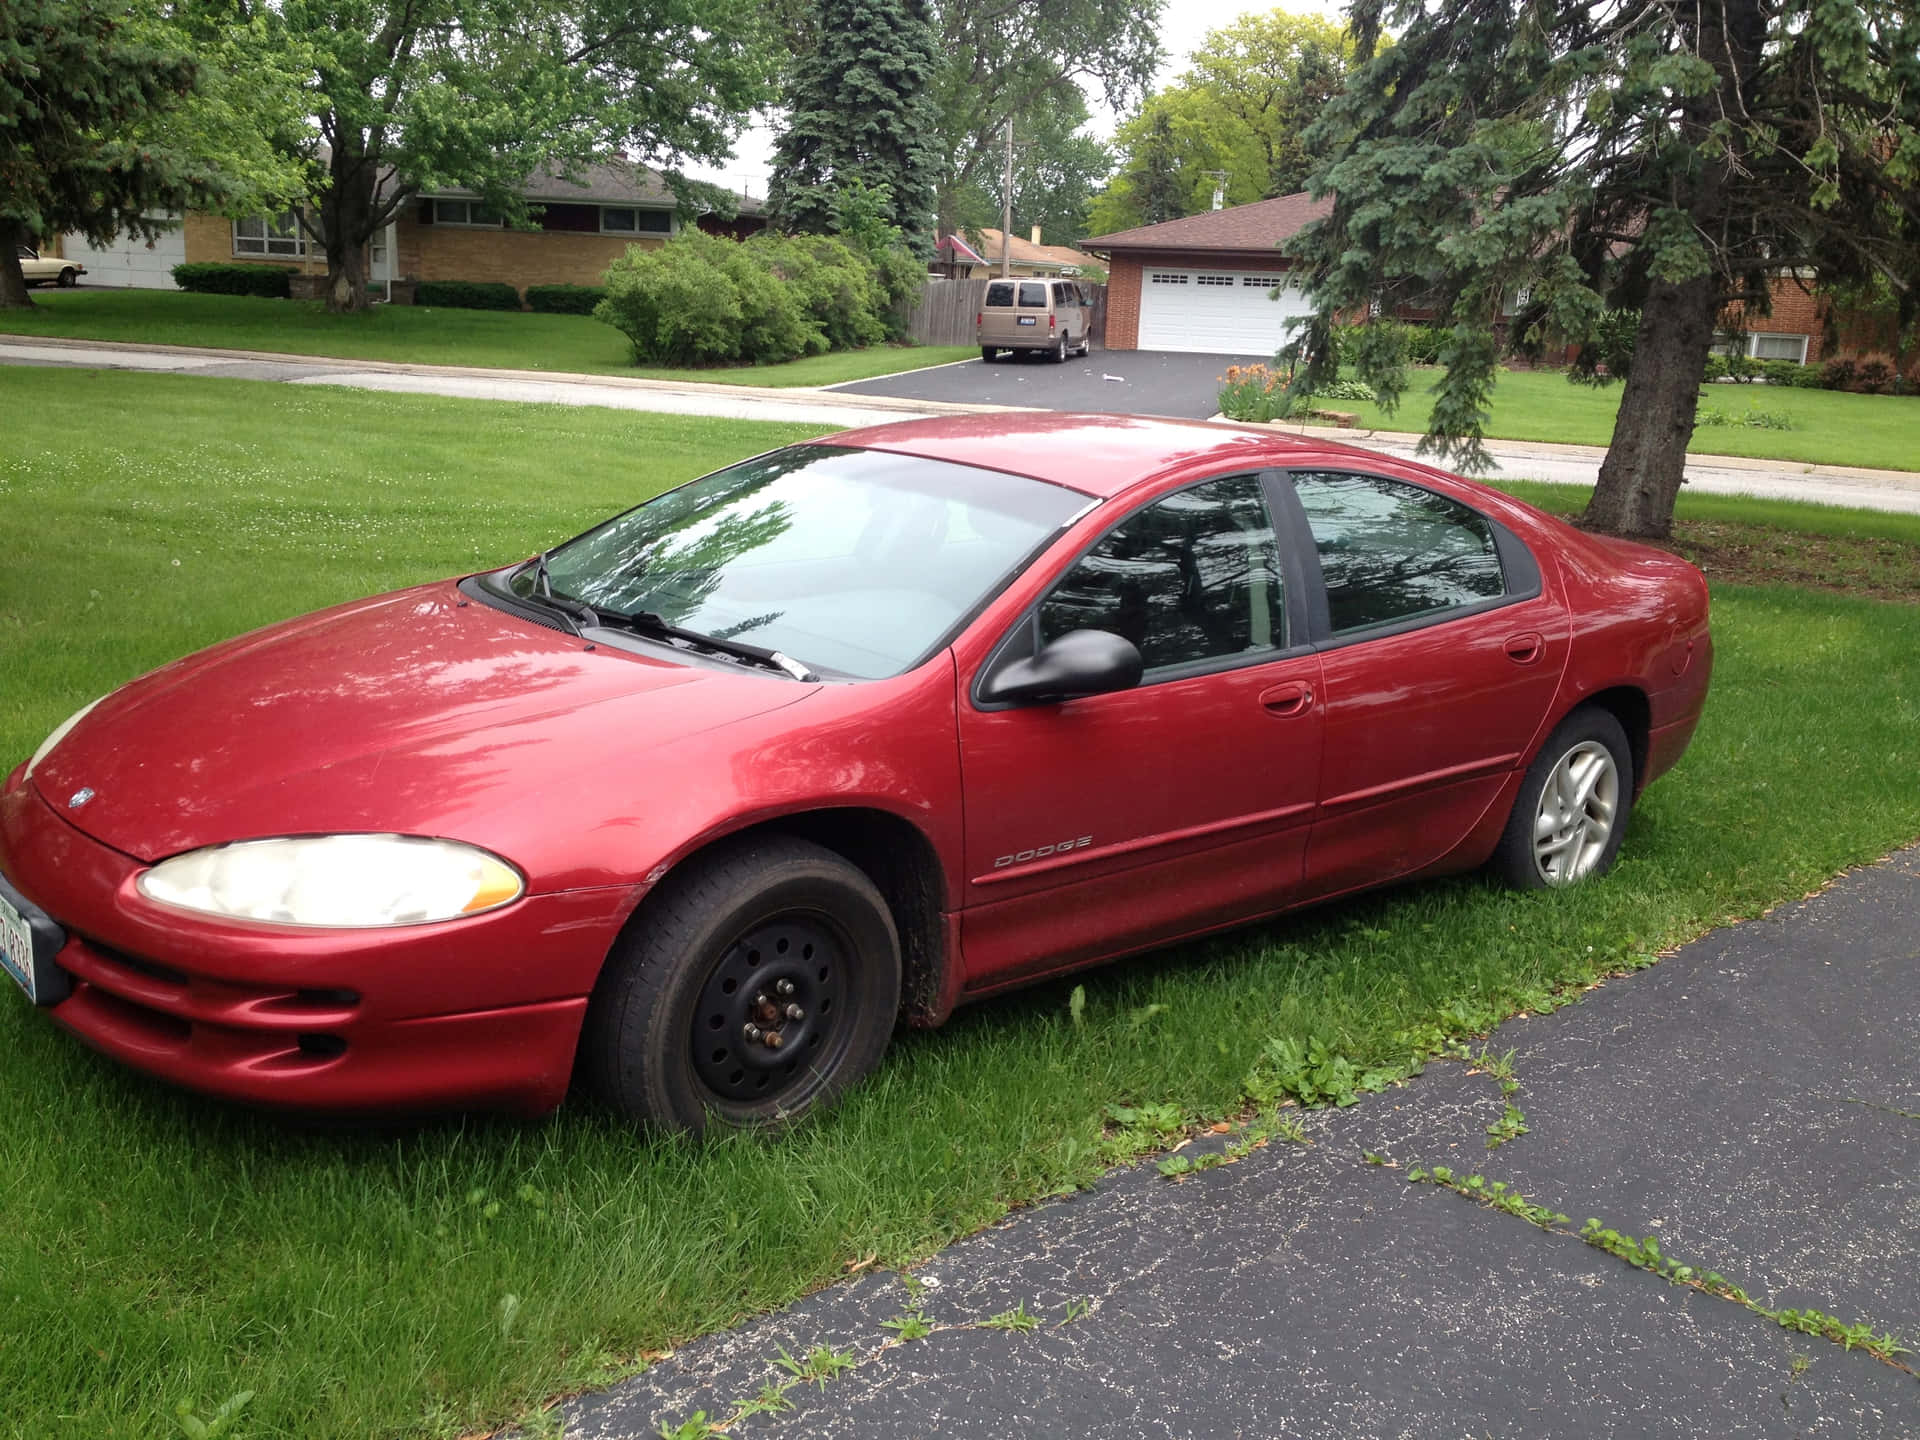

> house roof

[
  {"left": 965, "top": 228, "right": 1102, "bottom": 271},
  {"left": 1082, "top": 191, "right": 1333, "bottom": 254},
  {"left": 431, "top": 162, "right": 764, "bottom": 215}
]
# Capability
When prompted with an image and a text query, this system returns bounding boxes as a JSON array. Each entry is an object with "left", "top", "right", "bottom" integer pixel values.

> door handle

[
  {"left": 1504, "top": 631, "right": 1545, "bottom": 665},
  {"left": 1259, "top": 681, "right": 1313, "bottom": 716}
]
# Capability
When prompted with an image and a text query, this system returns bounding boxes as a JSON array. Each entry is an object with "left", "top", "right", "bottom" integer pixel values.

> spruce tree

[
  {"left": 1284, "top": 0, "right": 1920, "bottom": 537},
  {"left": 0, "top": 0, "right": 228, "bottom": 308},
  {"left": 769, "top": 0, "right": 942, "bottom": 254}
]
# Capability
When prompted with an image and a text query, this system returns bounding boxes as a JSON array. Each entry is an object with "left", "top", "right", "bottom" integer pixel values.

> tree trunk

[
  {"left": 1580, "top": 272, "right": 1720, "bottom": 538},
  {"left": 321, "top": 148, "right": 377, "bottom": 314},
  {"left": 0, "top": 220, "right": 35, "bottom": 310}
]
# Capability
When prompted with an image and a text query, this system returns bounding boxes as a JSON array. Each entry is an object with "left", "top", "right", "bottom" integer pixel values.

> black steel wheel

[{"left": 583, "top": 834, "right": 900, "bottom": 1132}]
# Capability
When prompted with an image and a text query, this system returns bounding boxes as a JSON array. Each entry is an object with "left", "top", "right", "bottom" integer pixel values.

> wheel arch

[
  {"left": 1575, "top": 685, "right": 1651, "bottom": 795},
  {"left": 624, "top": 806, "right": 952, "bottom": 1028}
]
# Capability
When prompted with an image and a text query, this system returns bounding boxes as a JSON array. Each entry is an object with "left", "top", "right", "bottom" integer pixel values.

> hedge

[
  {"left": 412, "top": 280, "right": 522, "bottom": 310},
  {"left": 525, "top": 284, "right": 605, "bottom": 315},
  {"left": 170, "top": 262, "right": 294, "bottom": 298}
]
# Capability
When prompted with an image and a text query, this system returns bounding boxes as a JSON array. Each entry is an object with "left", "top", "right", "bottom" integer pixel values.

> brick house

[
  {"left": 61, "top": 163, "right": 765, "bottom": 298},
  {"left": 1082, "top": 192, "right": 1332, "bottom": 353}
]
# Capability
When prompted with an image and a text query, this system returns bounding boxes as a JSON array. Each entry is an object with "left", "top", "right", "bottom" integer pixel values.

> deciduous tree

[
  {"left": 1284, "top": 0, "right": 1920, "bottom": 537},
  {"left": 1089, "top": 11, "right": 1355, "bottom": 235},
  {"left": 949, "top": 89, "right": 1111, "bottom": 248}
]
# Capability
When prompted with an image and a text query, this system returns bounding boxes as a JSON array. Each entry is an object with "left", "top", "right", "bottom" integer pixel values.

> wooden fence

[{"left": 907, "top": 277, "right": 1108, "bottom": 348}]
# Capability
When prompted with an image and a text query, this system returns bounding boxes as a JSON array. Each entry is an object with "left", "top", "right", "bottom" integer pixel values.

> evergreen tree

[
  {"left": 0, "top": 0, "right": 229, "bottom": 308},
  {"left": 1131, "top": 111, "right": 1187, "bottom": 227},
  {"left": 769, "top": 0, "right": 942, "bottom": 253},
  {"left": 1284, "top": 0, "right": 1920, "bottom": 537}
]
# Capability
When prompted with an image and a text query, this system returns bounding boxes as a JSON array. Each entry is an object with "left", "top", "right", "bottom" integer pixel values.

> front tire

[
  {"left": 582, "top": 835, "right": 901, "bottom": 1133},
  {"left": 57, "top": 268, "right": 79, "bottom": 287},
  {"left": 1492, "top": 706, "right": 1633, "bottom": 890}
]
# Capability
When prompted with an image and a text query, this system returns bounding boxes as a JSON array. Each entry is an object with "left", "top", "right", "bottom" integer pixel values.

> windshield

[{"left": 518, "top": 445, "right": 1086, "bottom": 679}]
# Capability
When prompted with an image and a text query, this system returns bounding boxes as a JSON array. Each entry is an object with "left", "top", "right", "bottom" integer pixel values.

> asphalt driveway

[
  {"left": 570, "top": 846, "right": 1920, "bottom": 1439},
  {"left": 830, "top": 348, "right": 1271, "bottom": 418}
]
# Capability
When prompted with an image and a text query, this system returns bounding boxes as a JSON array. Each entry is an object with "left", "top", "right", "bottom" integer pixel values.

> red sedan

[{"left": 0, "top": 415, "right": 1711, "bottom": 1131}]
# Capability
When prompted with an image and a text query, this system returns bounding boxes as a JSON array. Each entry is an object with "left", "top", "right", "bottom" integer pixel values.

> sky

[{"left": 680, "top": 0, "right": 1347, "bottom": 201}]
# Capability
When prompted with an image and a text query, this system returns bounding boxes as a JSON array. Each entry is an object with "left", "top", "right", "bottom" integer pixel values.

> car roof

[{"left": 828, "top": 412, "right": 1429, "bottom": 498}]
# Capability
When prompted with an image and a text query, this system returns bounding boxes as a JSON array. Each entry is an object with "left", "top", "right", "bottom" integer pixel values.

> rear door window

[
  {"left": 1290, "top": 472, "right": 1506, "bottom": 635},
  {"left": 1018, "top": 281, "right": 1048, "bottom": 308},
  {"left": 1052, "top": 283, "right": 1077, "bottom": 308},
  {"left": 984, "top": 281, "right": 1015, "bottom": 307}
]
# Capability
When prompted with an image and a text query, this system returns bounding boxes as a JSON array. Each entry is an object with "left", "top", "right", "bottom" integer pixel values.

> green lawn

[
  {"left": 1326, "top": 367, "right": 1920, "bottom": 471},
  {"left": 5, "top": 368, "right": 1920, "bottom": 1439},
  {"left": 0, "top": 289, "right": 974, "bottom": 386}
]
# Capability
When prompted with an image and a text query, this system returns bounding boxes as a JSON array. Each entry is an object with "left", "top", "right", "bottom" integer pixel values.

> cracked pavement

[{"left": 568, "top": 846, "right": 1920, "bottom": 1438}]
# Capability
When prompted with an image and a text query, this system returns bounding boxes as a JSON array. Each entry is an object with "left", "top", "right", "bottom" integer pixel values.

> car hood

[{"left": 32, "top": 581, "right": 816, "bottom": 864}]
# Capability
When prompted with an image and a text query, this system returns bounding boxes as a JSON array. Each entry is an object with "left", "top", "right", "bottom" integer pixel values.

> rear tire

[
  {"left": 1052, "top": 334, "right": 1068, "bottom": 363},
  {"left": 1491, "top": 706, "right": 1633, "bottom": 890},
  {"left": 582, "top": 835, "right": 901, "bottom": 1133},
  {"left": 980, "top": 345, "right": 997, "bottom": 363}
]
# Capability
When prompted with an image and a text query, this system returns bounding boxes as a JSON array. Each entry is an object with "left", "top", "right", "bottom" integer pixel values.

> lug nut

[
  {"left": 743, "top": 1023, "right": 762, "bottom": 1042},
  {"left": 785, "top": 1003, "right": 805, "bottom": 1021},
  {"left": 776, "top": 979, "right": 795, "bottom": 997},
  {"left": 764, "top": 1030, "right": 784, "bottom": 1050}
]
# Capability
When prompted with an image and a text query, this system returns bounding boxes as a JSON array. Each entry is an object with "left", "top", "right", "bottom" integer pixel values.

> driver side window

[{"left": 1038, "top": 473, "right": 1285, "bottom": 674}]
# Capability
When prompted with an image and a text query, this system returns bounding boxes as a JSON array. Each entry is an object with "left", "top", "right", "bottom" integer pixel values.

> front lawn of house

[
  {"left": 5, "top": 368, "right": 1920, "bottom": 1439},
  {"left": 0, "top": 289, "right": 975, "bottom": 386},
  {"left": 1328, "top": 366, "right": 1920, "bottom": 472}
]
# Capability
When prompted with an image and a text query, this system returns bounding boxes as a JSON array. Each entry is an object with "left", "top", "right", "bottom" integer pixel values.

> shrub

[
  {"left": 170, "top": 262, "right": 294, "bottom": 298},
  {"left": 1310, "top": 377, "right": 1379, "bottom": 402},
  {"left": 748, "top": 232, "right": 887, "bottom": 351},
  {"left": 1755, "top": 358, "right": 1821, "bottom": 387},
  {"left": 413, "top": 280, "right": 522, "bottom": 310},
  {"left": 1820, "top": 357, "right": 1858, "bottom": 391},
  {"left": 1853, "top": 358, "right": 1896, "bottom": 394},
  {"left": 525, "top": 284, "right": 605, "bottom": 315}
]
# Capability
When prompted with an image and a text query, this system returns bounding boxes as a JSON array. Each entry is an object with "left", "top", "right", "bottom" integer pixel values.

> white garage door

[
  {"left": 1136, "top": 269, "right": 1315, "bottom": 354},
  {"left": 62, "top": 218, "right": 186, "bottom": 289}
]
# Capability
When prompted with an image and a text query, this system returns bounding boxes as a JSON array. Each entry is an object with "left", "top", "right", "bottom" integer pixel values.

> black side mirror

[{"left": 981, "top": 629, "right": 1144, "bottom": 705}]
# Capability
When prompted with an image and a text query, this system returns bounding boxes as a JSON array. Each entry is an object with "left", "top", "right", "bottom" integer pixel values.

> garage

[
  {"left": 1084, "top": 191, "right": 1337, "bottom": 354},
  {"left": 1136, "top": 269, "right": 1314, "bottom": 354},
  {"left": 61, "top": 219, "right": 186, "bottom": 289}
]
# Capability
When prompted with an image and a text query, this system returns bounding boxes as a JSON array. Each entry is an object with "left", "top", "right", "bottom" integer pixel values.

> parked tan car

[
  {"left": 978, "top": 278, "right": 1092, "bottom": 362},
  {"left": 16, "top": 245, "right": 85, "bottom": 288}
]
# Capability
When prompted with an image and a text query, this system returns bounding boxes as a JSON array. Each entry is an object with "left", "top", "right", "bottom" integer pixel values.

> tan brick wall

[
  {"left": 395, "top": 216, "right": 665, "bottom": 293},
  {"left": 1098, "top": 250, "right": 1297, "bottom": 351},
  {"left": 182, "top": 212, "right": 326, "bottom": 273}
]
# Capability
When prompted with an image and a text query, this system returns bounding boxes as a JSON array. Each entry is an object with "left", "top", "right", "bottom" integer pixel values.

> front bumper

[{"left": 0, "top": 778, "right": 635, "bottom": 1117}]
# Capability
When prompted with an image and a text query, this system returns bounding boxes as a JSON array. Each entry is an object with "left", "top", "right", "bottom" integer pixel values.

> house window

[
  {"left": 601, "top": 207, "right": 673, "bottom": 235},
  {"left": 233, "top": 211, "right": 306, "bottom": 256},
  {"left": 1150, "top": 272, "right": 1188, "bottom": 284},
  {"left": 432, "top": 199, "right": 502, "bottom": 227},
  {"left": 1749, "top": 333, "right": 1808, "bottom": 363}
]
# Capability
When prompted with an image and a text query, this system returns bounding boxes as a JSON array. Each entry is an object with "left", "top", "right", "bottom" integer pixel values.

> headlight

[
  {"left": 137, "top": 835, "right": 525, "bottom": 928},
  {"left": 24, "top": 696, "right": 105, "bottom": 780}
]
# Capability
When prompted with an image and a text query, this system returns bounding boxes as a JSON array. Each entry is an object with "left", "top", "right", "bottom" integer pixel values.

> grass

[
  {"left": 6, "top": 368, "right": 1920, "bottom": 1438},
  {"left": 0, "top": 289, "right": 974, "bottom": 386},
  {"left": 1323, "top": 367, "right": 1920, "bottom": 471}
]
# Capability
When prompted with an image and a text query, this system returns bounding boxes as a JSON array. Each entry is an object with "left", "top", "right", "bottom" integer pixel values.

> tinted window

[
  {"left": 1291, "top": 472, "right": 1505, "bottom": 635},
  {"left": 1039, "top": 474, "right": 1284, "bottom": 673},
  {"left": 533, "top": 446, "right": 1085, "bottom": 680},
  {"left": 1052, "top": 283, "right": 1077, "bottom": 307},
  {"left": 1018, "top": 281, "right": 1048, "bottom": 307},
  {"left": 985, "top": 281, "right": 1015, "bottom": 307}
]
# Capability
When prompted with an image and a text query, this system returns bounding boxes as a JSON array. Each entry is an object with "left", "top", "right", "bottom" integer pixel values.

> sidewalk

[
  {"left": 568, "top": 846, "right": 1920, "bottom": 1438},
  {"left": 7, "top": 333, "right": 1920, "bottom": 514}
]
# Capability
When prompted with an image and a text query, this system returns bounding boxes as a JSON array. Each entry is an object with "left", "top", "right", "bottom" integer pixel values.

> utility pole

[{"left": 1000, "top": 118, "right": 1013, "bottom": 279}]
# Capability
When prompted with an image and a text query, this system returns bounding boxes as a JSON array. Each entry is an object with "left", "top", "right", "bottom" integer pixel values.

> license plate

[
  {"left": 0, "top": 876, "right": 65, "bottom": 1006},
  {"left": 1017, "top": 316, "right": 1037, "bottom": 326}
]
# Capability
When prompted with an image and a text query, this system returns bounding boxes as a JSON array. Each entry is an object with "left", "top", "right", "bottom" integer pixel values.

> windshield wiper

[
  {"left": 617, "top": 610, "right": 819, "bottom": 683},
  {"left": 514, "top": 553, "right": 599, "bottom": 635}
]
